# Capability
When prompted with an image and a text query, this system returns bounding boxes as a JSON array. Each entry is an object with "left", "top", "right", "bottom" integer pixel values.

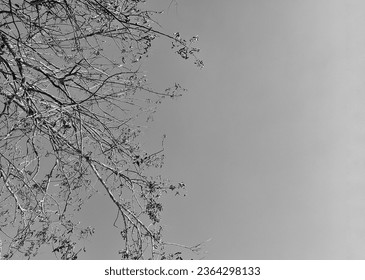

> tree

[{"left": 0, "top": 0, "right": 203, "bottom": 260}]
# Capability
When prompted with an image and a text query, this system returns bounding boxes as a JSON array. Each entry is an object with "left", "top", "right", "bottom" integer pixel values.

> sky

[
  {"left": 30, "top": 0, "right": 365, "bottom": 260},
  {"left": 140, "top": 0, "right": 365, "bottom": 259}
]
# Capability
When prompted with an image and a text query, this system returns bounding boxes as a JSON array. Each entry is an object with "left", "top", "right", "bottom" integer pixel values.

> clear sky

[{"left": 64, "top": 0, "right": 365, "bottom": 259}]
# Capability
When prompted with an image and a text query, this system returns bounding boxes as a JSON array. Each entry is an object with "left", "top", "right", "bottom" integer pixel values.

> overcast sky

[{"left": 71, "top": 0, "right": 365, "bottom": 259}]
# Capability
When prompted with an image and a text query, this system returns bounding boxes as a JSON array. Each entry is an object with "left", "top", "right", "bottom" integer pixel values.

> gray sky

[{"left": 76, "top": 0, "right": 365, "bottom": 259}]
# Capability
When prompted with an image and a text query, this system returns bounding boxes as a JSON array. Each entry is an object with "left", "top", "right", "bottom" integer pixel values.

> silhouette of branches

[{"left": 0, "top": 0, "right": 202, "bottom": 259}]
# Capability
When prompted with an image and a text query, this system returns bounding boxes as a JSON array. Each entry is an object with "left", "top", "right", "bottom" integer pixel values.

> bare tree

[{"left": 0, "top": 0, "right": 203, "bottom": 259}]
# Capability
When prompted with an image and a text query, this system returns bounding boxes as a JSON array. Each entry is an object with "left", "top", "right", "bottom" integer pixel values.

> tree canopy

[{"left": 0, "top": 0, "right": 203, "bottom": 259}]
